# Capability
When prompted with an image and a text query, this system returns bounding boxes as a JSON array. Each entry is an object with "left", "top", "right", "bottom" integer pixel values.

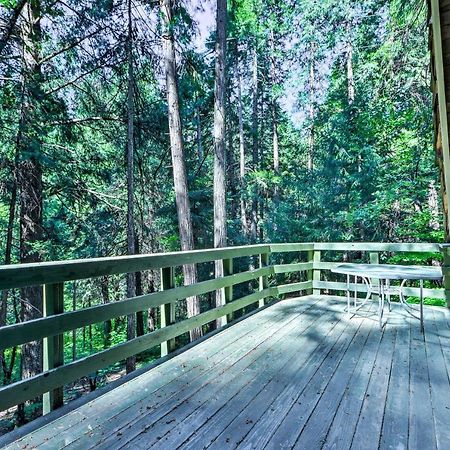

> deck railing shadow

[{"left": 0, "top": 241, "right": 448, "bottom": 424}]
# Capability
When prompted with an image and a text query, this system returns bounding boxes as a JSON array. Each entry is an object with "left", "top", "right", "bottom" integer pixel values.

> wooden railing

[
  {"left": 0, "top": 243, "right": 313, "bottom": 414},
  {"left": 0, "top": 242, "right": 449, "bottom": 416}
]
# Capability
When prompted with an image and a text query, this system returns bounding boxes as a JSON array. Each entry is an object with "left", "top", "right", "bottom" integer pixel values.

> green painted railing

[{"left": 0, "top": 242, "right": 448, "bottom": 415}]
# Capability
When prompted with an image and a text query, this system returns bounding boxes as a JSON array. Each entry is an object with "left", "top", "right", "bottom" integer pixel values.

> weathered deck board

[
  {"left": 17, "top": 296, "right": 312, "bottom": 449},
  {"left": 92, "top": 299, "right": 329, "bottom": 449},
  {"left": 350, "top": 322, "right": 397, "bottom": 450},
  {"left": 378, "top": 315, "right": 410, "bottom": 449},
  {"left": 409, "top": 314, "right": 436, "bottom": 450},
  {"left": 424, "top": 308, "right": 450, "bottom": 450},
  {"left": 128, "top": 300, "right": 343, "bottom": 449},
  {"left": 262, "top": 304, "right": 375, "bottom": 450},
  {"left": 292, "top": 310, "right": 378, "bottom": 449},
  {"left": 180, "top": 301, "right": 349, "bottom": 450},
  {"left": 3, "top": 295, "right": 450, "bottom": 450},
  {"left": 217, "top": 305, "right": 362, "bottom": 450},
  {"left": 322, "top": 315, "right": 383, "bottom": 450}
]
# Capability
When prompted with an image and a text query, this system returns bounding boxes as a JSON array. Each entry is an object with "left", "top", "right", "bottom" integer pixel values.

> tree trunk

[
  {"left": 161, "top": 0, "right": 201, "bottom": 341},
  {"left": 272, "top": 109, "right": 279, "bottom": 173},
  {"left": 125, "top": 0, "right": 136, "bottom": 373},
  {"left": 250, "top": 43, "right": 258, "bottom": 242},
  {"left": 1, "top": 158, "right": 18, "bottom": 384},
  {"left": 270, "top": 30, "right": 279, "bottom": 174},
  {"left": 214, "top": 0, "right": 227, "bottom": 327},
  {"left": 195, "top": 102, "right": 203, "bottom": 162},
  {"left": 72, "top": 282, "right": 77, "bottom": 361},
  {"left": 308, "top": 42, "right": 316, "bottom": 172},
  {"left": 17, "top": 0, "right": 45, "bottom": 422},
  {"left": 228, "top": 117, "right": 237, "bottom": 221},
  {"left": 237, "top": 66, "right": 249, "bottom": 238},
  {"left": 147, "top": 269, "right": 156, "bottom": 333},
  {"left": 346, "top": 24, "right": 359, "bottom": 172},
  {"left": 135, "top": 236, "right": 144, "bottom": 337},
  {"left": 100, "top": 276, "right": 111, "bottom": 348},
  {"left": 346, "top": 23, "right": 355, "bottom": 105}
]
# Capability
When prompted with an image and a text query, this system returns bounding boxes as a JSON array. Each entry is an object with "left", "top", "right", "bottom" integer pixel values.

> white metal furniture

[{"left": 331, "top": 264, "right": 443, "bottom": 331}]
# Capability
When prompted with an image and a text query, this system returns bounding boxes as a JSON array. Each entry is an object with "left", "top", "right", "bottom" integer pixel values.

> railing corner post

[
  {"left": 259, "top": 252, "right": 269, "bottom": 308},
  {"left": 307, "top": 249, "right": 314, "bottom": 295},
  {"left": 221, "top": 257, "right": 233, "bottom": 326},
  {"left": 43, "top": 282, "right": 65, "bottom": 415},
  {"left": 440, "top": 244, "right": 450, "bottom": 307},
  {"left": 160, "top": 267, "right": 176, "bottom": 357},
  {"left": 313, "top": 249, "right": 321, "bottom": 296}
]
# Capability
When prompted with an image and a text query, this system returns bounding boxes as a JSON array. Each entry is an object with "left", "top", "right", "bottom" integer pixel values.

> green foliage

[{"left": 0, "top": 0, "right": 18, "bottom": 8}]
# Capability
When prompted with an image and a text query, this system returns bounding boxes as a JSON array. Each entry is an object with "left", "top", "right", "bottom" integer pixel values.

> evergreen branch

[
  {"left": 46, "top": 116, "right": 124, "bottom": 126},
  {"left": 0, "top": 0, "right": 26, "bottom": 56},
  {"left": 39, "top": 27, "right": 106, "bottom": 66}
]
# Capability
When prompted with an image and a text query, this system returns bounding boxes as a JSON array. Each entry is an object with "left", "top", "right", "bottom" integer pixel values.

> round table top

[{"left": 331, "top": 264, "right": 443, "bottom": 281}]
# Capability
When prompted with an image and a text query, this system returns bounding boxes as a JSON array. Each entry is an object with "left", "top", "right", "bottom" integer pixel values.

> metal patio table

[{"left": 331, "top": 264, "right": 443, "bottom": 332}]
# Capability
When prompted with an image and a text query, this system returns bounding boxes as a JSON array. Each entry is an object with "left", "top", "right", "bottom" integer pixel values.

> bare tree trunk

[
  {"left": 100, "top": 276, "right": 111, "bottom": 348},
  {"left": 161, "top": 0, "right": 201, "bottom": 341},
  {"left": 214, "top": 0, "right": 227, "bottom": 327},
  {"left": 346, "top": 24, "right": 359, "bottom": 173},
  {"left": 195, "top": 101, "right": 203, "bottom": 162},
  {"left": 270, "top": 30, "right": 279, "bottom": 174},
  {"left": 72, "top": 282, "right": 77, "bottom": 361},
  {"left": 250, "top": 43, "right": 258, "bottom": 242},
  {"left": 135, "top": 236, "right": 144, "bottom": 337},
  {"left": 307, "top": 42, "right": 316, "bottom": 171},
  {"left": 147, "top": 269, "right": 156, "bottom": 333},
  {"left": 272, "top": 109, "right": 279, "bottom": 173},
  {"left": 1, "top": 156, "right": 18, "bottom": 384},
  {"left": 125, "top": 0, "right": 136, "bottom": 373},
  {"left": 237, "top": 66, "right": 248, "bottom": 238},
  {"left": 228, "top": 118, "right": 237, "bottom": 221},
  {"left": 346, "top": 23, "right": 355, "bottom": 105},
  {"left": 17, "top": 0, "right": 44, "bottom": 422}
]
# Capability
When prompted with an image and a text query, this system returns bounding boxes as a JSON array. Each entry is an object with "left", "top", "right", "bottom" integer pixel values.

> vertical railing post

[
  {"left": 160, "top": 267, "right": 176, "bottom": 357},
  {"left": 307, "top": 250, "right": 314, "bottom": 295},
  {"left": 259, "top": 253, "right": 269, "bottom": 307},
  {"left": 313, "top": 250, "right": 321, "bottom": 295},
  {"left": 441, "top": 244, "right": 450, "bottom": 307},
  {"left": 43, "top": 282, "right": 64, "bottom": 414},
  {"left": 221, "top": 257, "right": 233, "bottom": 326},
  {"left": 369, "top": 252, "right": 379, "bottom": 302}
]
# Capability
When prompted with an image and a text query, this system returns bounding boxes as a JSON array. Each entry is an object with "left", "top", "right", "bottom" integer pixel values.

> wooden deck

[{"left": 2, "top": 294, "right": 450, "bottom": 450}]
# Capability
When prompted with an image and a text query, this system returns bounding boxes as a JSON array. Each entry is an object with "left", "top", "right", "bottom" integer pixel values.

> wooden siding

[{"left": 430, "top": 0, "right": 450, "bottom": 239}]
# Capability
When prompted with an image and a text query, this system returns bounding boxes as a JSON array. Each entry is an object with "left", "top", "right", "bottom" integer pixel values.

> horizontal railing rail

[
  {"left": 0, "top": 243, "right": 315, "bottom": 290},
  {"left": 0, "top": 266, "right": 274, "bottom": 350},
  {"left": 0, "top": 241, "right": 448, "bottom": 415},
  {"left": 313, "top": 242, "right": 441, "bottom": 252}
]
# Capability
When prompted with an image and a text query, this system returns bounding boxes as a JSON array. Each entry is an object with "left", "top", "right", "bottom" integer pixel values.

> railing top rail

[
  {"left": 313, "top": 242, "right": 441, "bottom": 252},
  {"left": 0, "top": 241, "right": 442, "bottom": 290},
  {"left": 0, "top": 244, "right": 269, "bottom": 290}
]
